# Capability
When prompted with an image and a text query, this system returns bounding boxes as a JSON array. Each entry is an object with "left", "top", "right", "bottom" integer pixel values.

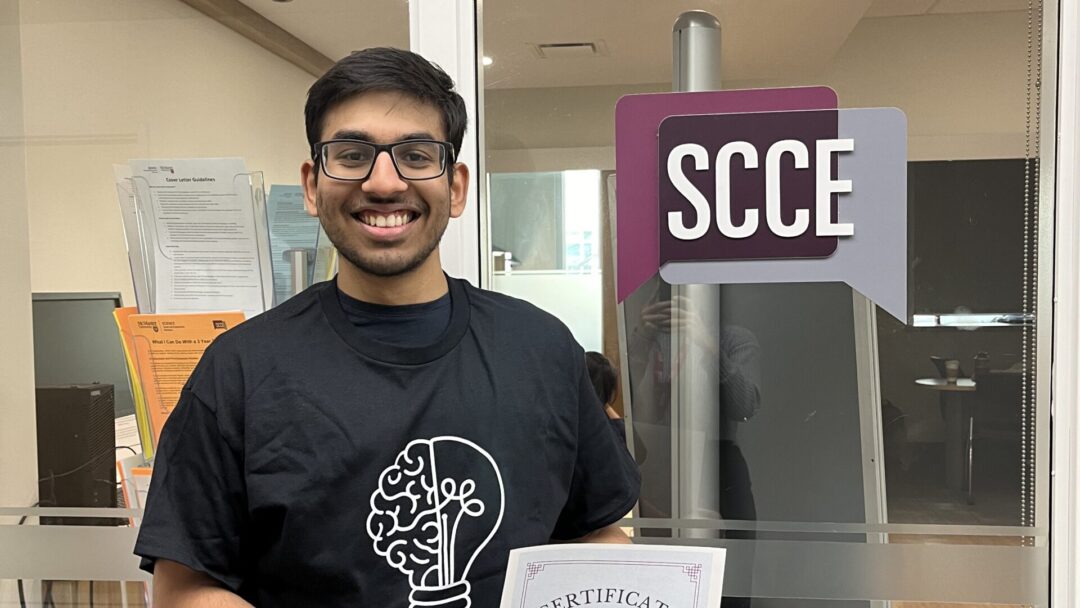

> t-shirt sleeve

[
  {"left": 550, "top": 360, "right": 641, "bottom": 540},
  {"left": 134, "top": 387, "right": 248, "bottom": 592}
]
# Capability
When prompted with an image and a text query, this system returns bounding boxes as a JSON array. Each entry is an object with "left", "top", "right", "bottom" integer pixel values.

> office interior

[{"left": 0, "top": 0, "right": 1072, "bottom": 606}]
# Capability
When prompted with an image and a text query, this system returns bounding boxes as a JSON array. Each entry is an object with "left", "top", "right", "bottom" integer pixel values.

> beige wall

[
  {"left": 19, "top": 0, "right": 316, "bottom": 306},
  {"left": 0, "top": 3, "right": 38, "bottom": 604},
  {"left": 485, "top": 10, "right": 1030, "bottom": 168},
  {"left": 0, "top": 0, "right": 37, "bottom": 512},
  {"left": 0, "top": 2, "right": 317, "bottom": 585}
]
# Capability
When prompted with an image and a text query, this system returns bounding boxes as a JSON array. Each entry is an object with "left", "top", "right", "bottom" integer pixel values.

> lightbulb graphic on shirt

[{"left": 367, "top": 436, "right": 505, "bottom": 607}]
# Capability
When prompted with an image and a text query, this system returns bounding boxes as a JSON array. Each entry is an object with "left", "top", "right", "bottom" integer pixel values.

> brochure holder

[
  {"left": 113, "top": 307, "right": 156, "bottom": 458},
  {"left": 115, "top": 176, "right": 153, "bottom": 313},
  {"left": 248, "top": 171, "right": 275, "bottom": 312},
  {"left": 129, "top": 167, "right": 272, "bottom": 317}
]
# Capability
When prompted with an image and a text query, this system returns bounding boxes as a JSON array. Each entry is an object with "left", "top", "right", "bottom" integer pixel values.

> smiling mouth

[{"left": 351, "top": 210, "right": 419, "bottom": 228}]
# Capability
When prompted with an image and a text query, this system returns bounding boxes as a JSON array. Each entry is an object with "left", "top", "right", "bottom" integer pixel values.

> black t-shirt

[
  {"left": 134, "top": 277, "right": 640, "bottom": 607},
  {"left": 337, "top": 288, "right": 451, "bottom": 347}
]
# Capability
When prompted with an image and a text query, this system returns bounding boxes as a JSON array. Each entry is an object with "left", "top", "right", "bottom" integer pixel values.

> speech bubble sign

[
  {"left": 656, "top": 107, "right": 909, "bottom": 321},
  {"left": 614, "top": 87, "right": 839, "bottom": 302},
  {"left": 658, "top": 109, "right": 842, "bottom": 263}
]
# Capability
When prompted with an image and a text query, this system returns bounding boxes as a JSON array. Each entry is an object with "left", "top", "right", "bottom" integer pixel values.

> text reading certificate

[
  {"left": 129, "top": 158, "right": 267, "bottom": 318},
  {"left": 501, "top": 544, "right": 726, "bottom": 608}
]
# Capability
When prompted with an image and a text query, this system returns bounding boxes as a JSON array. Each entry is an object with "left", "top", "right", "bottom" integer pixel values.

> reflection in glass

[{"left": 626, "top": 277, "right": 759, "bottom": 608}]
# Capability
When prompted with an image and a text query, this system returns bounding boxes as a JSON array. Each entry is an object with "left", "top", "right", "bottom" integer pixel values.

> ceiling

[
  {"left": 237, "top": 0, "right": 1029, "bottom": 89},
  {"left": 236, "top": 0, "right": 410, "bottom": 58}
]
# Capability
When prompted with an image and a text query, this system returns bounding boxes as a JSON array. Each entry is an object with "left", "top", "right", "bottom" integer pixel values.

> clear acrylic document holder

[{"left": 129, "top": 169, "right": 273, "bottom": 316}]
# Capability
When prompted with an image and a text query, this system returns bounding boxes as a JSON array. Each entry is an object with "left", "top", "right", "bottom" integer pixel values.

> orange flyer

[{"left": 126, "top": 311, "right": 245, "bottom": 446}]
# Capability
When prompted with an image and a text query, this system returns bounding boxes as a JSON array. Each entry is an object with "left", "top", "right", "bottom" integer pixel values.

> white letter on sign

[
  {"left": 816, "top": 138, "right": 855, "bottom": 236},
  {"left": 715, "top": 141, "right": 759, "bottom": 239},
  {"left": 765, "top": 140, "right": 810, "bottom": 238},
  {"left": 667, "top": 143, "right": 711, "bottom": 241}
]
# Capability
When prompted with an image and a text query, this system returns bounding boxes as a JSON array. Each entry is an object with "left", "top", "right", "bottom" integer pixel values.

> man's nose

[{"left": 362, "top": 151, "right": 408, "bottom": 196}]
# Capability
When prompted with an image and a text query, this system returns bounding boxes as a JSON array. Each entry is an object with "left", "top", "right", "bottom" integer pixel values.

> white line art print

[{"left": 367, "top": 436, "right": 506, "bottom": 607}]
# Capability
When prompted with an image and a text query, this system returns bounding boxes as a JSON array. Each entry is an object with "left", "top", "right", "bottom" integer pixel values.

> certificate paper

[
  {"left": 129, "top": 158, "right": 268, "bottom": 319},
  {"left": 501, "top": 544, "right": 726, "bottom": 608}
]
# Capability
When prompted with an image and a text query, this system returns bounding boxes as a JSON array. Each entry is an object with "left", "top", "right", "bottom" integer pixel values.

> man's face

[{"left": 301, "top": 90, "right": 468, "bottom": 278}]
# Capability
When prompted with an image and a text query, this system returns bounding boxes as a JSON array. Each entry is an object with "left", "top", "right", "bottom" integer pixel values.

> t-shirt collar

[{"left": 319, "top": 274, "right": 471, "bottom": 365}]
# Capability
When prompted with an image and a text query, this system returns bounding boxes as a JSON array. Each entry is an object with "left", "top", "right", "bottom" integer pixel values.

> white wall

[
  {"left": 485, "top": 10, "right": 1031, "bottom": 167},
  {"left": 19, "top": 0, "right": 317, "bottom": 306}
]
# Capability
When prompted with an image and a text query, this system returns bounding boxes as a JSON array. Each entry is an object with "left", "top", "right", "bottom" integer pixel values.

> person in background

[
  {"left": 586, "top": 350, "right": 648, "bottom": 466},
  {"left": 586, "top": 351, "right": 620, "bottom": 418},
  {"left": 134, "top": 47, "right": 639, "bottom": 608}
]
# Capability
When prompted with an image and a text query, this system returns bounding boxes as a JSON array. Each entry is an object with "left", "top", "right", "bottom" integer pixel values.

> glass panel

[
  {"left": 2, "top": 0, "right": 409, "bottom": 601},
  {"left": 489, "top": 170, "right": 604, "bottom": 351},
  {"left": 1, "top": 580, "right": 150, "bottom": 608},
  {"left": 482, "top": 0, "right": 1053, "bottom": 604}
]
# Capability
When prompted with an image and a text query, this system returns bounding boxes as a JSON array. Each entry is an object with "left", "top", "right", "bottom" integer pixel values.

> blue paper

[{"left": 266, "top": 185, "right": 320, "bottom": 306}]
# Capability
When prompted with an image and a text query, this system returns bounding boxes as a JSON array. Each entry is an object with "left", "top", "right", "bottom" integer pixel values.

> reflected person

[{"left": 626, "top": 278, "right": 759, "bottom": 607}]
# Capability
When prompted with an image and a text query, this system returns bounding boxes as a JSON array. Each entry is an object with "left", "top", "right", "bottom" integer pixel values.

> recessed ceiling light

[
  {"left": 272, "top": 0, "right": 293, "bottom": 3},
  {"left": 482, "top": 56, "right": 494, "bottom": 66}
]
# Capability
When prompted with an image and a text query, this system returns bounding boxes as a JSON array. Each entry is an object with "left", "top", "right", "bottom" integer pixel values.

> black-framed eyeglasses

[{"left": 312, "top": 139, "right": 455, "bottom": 181}]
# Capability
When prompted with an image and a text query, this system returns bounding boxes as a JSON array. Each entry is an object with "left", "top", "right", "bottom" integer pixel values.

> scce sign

[
  {"left": 612, "top": 87, "right": 908, "bottom": 321},
  {"left": 658, "top": 109, "right": 853, "bottom": 263},
  {"left": 666, "top": 137, "right": 854, "bottom": 241}
]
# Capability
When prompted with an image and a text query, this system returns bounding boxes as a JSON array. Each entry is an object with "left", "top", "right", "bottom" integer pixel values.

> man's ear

[
  {"left": 449, "top": 162, "right": 469, "bottom": 219},
  {"left": 301, "top": 159, "right": 319, "bottom": 217}
]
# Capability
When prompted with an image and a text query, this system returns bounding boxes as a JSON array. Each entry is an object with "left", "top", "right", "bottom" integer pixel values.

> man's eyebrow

[
  {"left": 327, "top": 130, "right": 440, "bottom": 142},
  {"left": 400, "top": 131, "right": 438, "bottom": 141},
  {"left": 329, "top": 129, "right": 373, "bottom": 141}
]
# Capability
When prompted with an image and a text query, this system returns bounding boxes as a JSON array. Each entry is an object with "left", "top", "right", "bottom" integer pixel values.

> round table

[{"left": 915, "top": 377, "right": 977, "bottom": 501}]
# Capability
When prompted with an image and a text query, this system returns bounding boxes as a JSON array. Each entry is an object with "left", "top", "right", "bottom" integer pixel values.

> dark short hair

[
  {"left": 305, "top": 47, "right": 467, "bottom": 160},
  {"left": 585, "top": 351, "right": 618, "bottom": 406}
]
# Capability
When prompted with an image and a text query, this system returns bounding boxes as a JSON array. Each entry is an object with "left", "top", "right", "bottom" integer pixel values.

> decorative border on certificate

[
  {"left": 500, "top": 544, "right": 725, "bottom": 608},
  {"left": 519, "top": 560, "right": 705, "bottom": 607}
]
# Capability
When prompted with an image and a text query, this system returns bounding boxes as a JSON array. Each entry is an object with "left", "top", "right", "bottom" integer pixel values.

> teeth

[{"left": 360, "top": 211, "right": 411, "bottom": 227}]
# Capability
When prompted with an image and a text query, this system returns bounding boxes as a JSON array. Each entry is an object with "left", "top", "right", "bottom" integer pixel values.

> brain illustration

[{"left": 366, "top": 437, "right": 505, "bottom": 590}]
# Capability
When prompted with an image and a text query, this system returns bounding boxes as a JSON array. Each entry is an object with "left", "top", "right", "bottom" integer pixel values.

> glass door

[{"left": 481, "top": 1, "right": 1055, "bottom": 605}]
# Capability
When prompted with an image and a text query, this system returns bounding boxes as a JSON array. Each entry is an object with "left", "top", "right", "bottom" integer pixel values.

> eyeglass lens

[{"left": 321, "top": 141, "right": 446, "bottom": 180}]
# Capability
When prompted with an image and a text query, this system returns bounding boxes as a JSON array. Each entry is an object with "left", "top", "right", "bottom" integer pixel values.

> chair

[{"left": 968, "top": 372, "right": 1022, "bottom": 504}]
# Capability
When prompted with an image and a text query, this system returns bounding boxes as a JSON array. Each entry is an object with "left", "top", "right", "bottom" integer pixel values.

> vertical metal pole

[
  {"left": 672, "top": 11, "right": 723, "bottom": 537},
  {"left": 674, "top": 11, "right": 722, "bottom": 92},
  {"left": 285, "top": 248, "right": 310, "bottom": 297}
]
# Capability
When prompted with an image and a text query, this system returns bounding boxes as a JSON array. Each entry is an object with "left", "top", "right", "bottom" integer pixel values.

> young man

[{"left": 134, "top": 47, "right": 640, "bottom": 607}]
